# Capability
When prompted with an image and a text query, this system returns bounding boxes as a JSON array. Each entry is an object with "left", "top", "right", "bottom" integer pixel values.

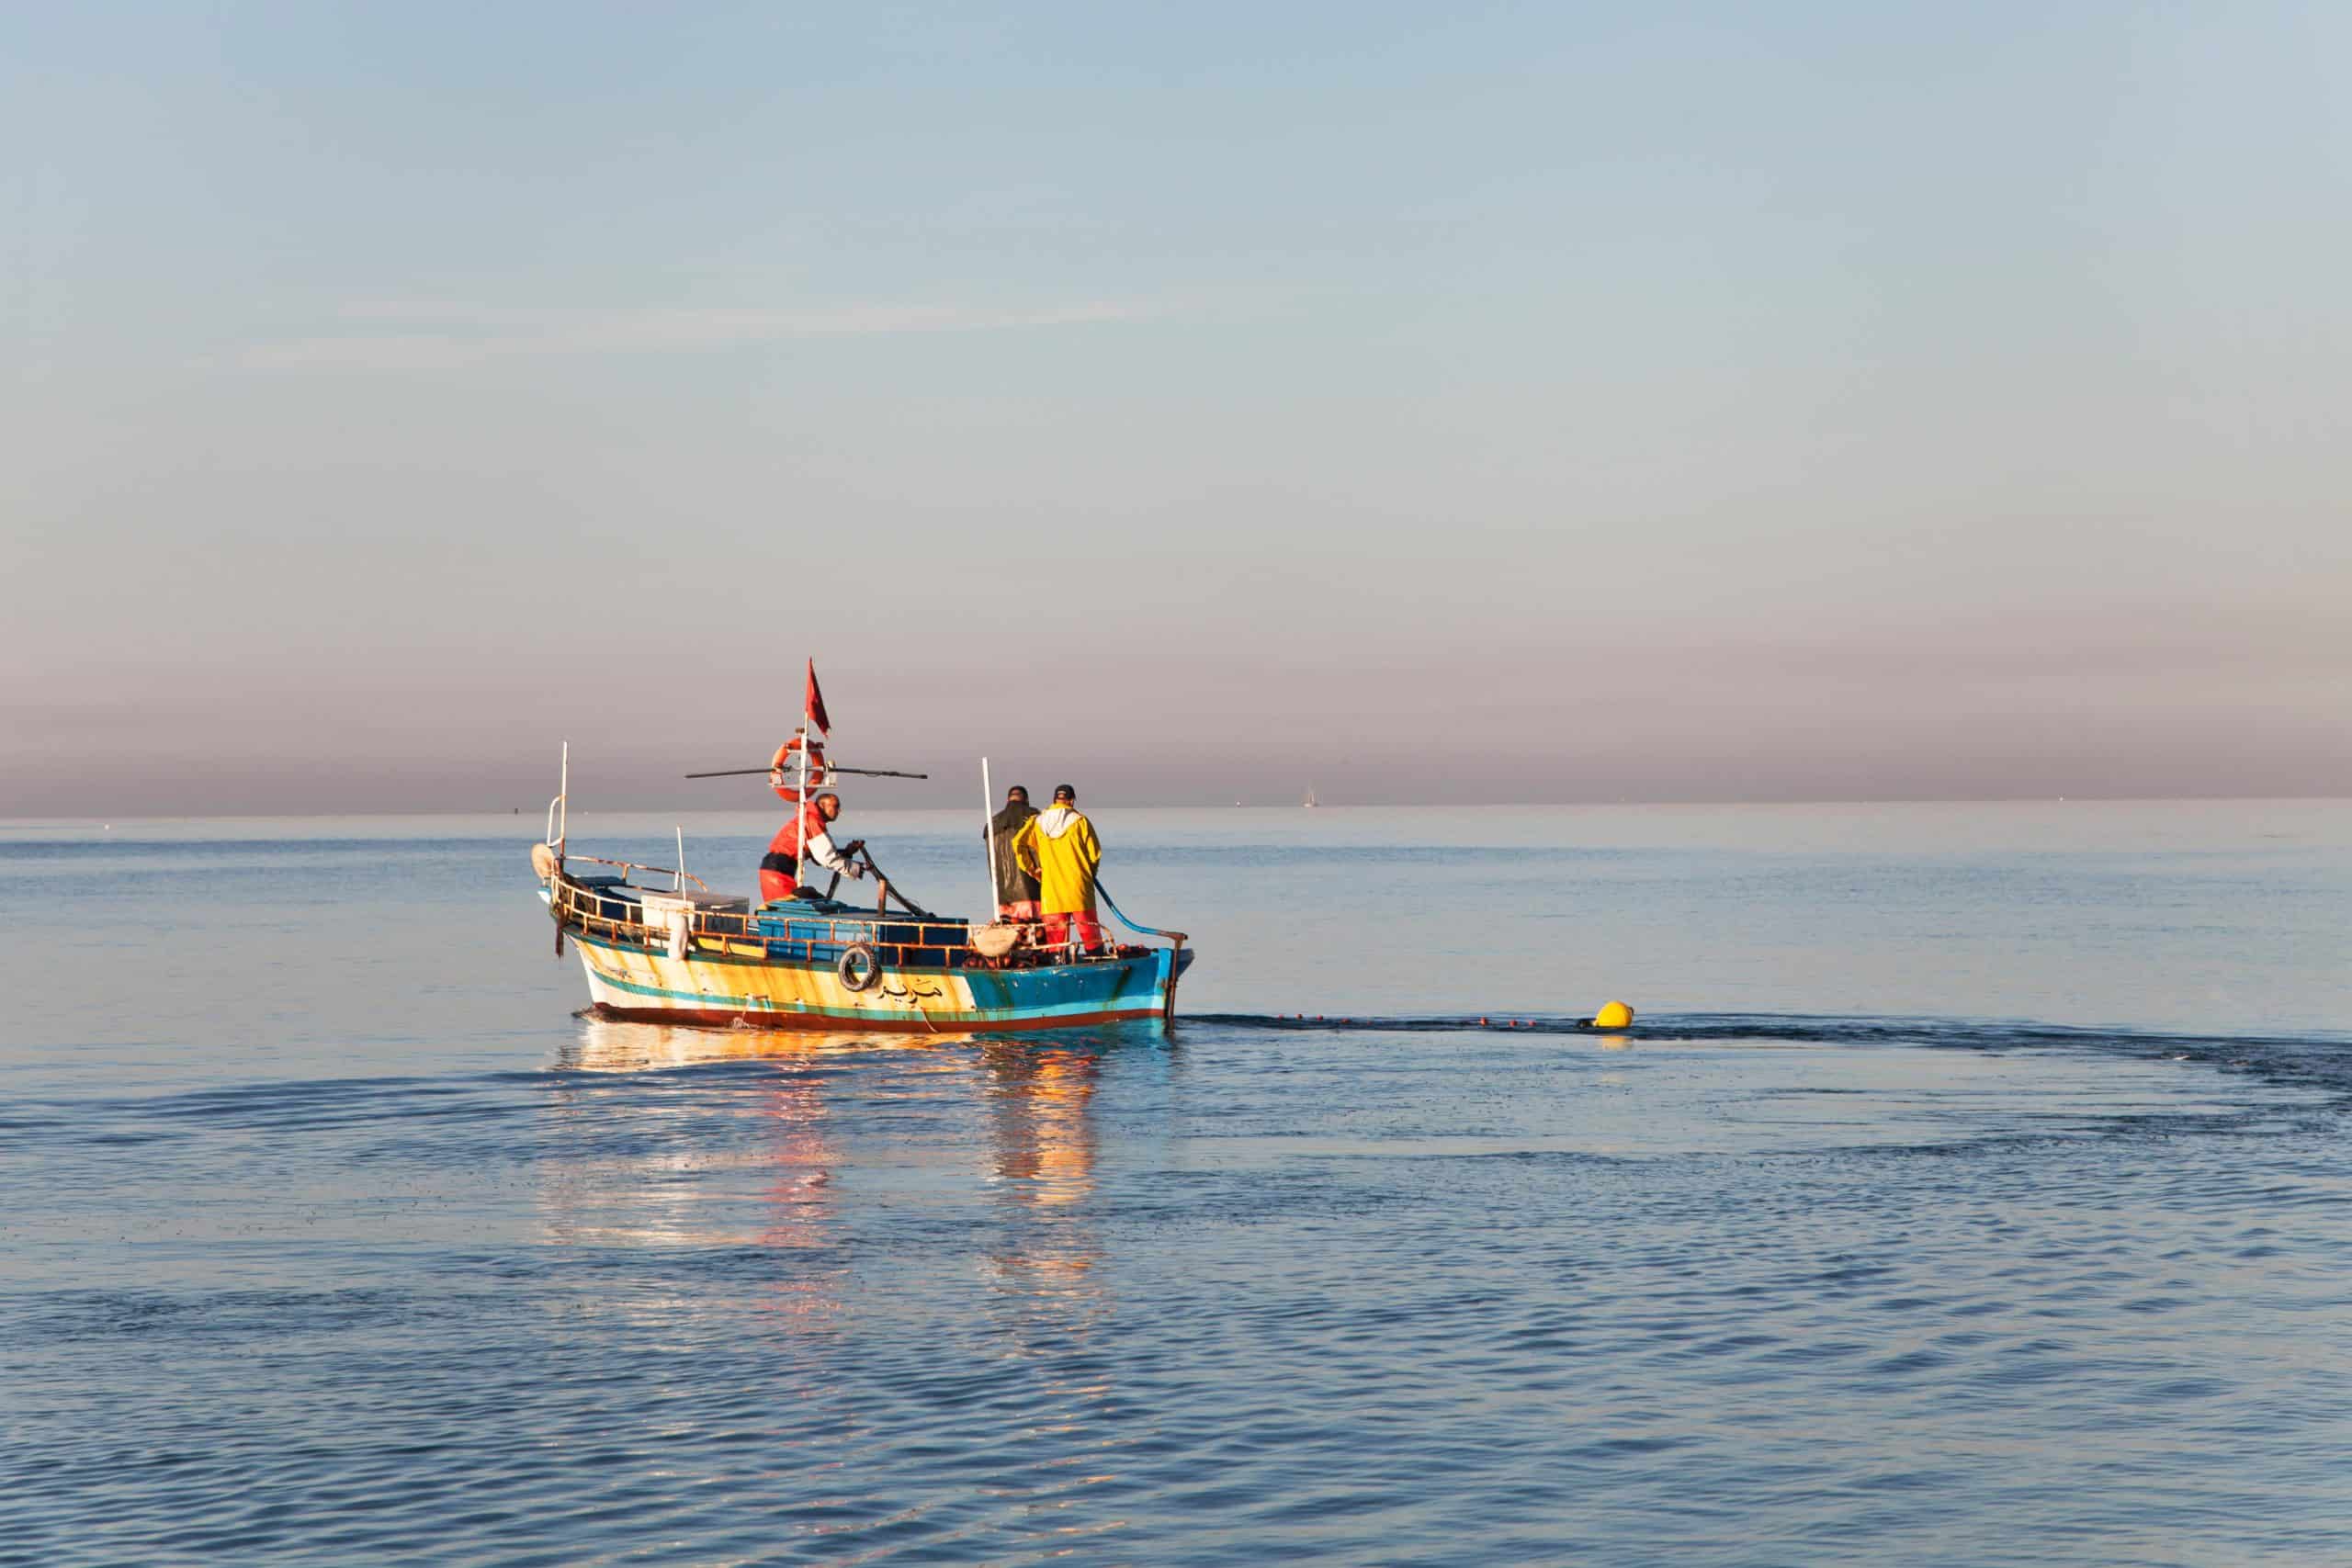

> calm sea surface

[{"left": 4, "top": 802, "right": 2348, "bottom": 1565}]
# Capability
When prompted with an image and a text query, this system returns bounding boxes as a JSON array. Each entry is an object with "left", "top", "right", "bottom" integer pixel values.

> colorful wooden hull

[
  {"left": 572, "top": 927, "right": 1192, "bottom": 1033},
  {"left": 541, "top": 874, "right": 1193, "bottom": 1034}
]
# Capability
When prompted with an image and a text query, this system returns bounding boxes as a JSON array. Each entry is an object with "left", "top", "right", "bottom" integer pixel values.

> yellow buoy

[{"left": 1590, "top": 999, "right": 1635, "bottom": 1031}]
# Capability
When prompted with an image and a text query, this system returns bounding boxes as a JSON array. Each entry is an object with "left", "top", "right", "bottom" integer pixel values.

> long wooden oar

[
  {"left": 684, "top": 765, "right": 929, "bottom": 780},
  {"left": 866, "top": 851, "right": 933, "bottom": 919},
  {"left": 824, "top": 847, "right": 933, "bottom": 919}
]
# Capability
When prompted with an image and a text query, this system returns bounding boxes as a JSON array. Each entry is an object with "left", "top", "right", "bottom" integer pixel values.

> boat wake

[{"left": 1187, "top": 1010, "right": 2352, "bottom": 1100}]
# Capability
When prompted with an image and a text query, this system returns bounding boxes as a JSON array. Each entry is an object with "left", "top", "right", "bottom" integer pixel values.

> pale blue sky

[{"left": 6, "top": 2, "right": 2347, "bottom": 812}]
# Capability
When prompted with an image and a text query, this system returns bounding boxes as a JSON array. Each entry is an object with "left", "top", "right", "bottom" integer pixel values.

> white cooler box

[{"left": 638, "top": 890, "right": 751, "bottom": 957}]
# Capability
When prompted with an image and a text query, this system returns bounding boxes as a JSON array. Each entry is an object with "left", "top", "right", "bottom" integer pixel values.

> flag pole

[
  {"left": 793, "top": 680, "right": 811, "bottom": 892},
  {"left": 981, "top": 756, "right": 999, "bottom": 923}
]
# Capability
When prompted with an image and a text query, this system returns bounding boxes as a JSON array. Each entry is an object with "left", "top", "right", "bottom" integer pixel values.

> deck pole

[
  {"left": 981, "top": 757, "right": 999, "bottom": 925},
  {"left": 555, "top": 740, "right": 571, "bottom": 960}
]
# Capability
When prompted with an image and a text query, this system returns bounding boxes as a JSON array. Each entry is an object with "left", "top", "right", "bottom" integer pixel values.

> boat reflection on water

[
  {"left": 979, "top": 1041, "right": 1100, "bottom": 1207},
  {"left": 545, "top": 1018, "right": 1131, "bottom": 1335},
  {"left": 542, "top": 1019, "right": 930, "bottom": 1329},
  {"left": 976, "top": 1039, "right": 1107, "bottom": 1322},
  {"left": 556, "top": 1017, "right": 950, "bottom": 1074}
]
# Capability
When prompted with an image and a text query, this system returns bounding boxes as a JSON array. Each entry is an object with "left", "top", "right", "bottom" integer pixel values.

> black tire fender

[{"left": 836, "top": 942, "right": 879, "bottom": 993}]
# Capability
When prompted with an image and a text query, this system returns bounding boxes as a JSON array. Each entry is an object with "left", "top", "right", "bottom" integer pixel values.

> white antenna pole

[
  {"left": 674, "top": 825, "right": 685, "bottom": 891},
  {"left": 982, "top": 756, "right": 999, "bottom": 922},
  {"left": 559, "top": 741, "right": 569, "bottom": 852}
]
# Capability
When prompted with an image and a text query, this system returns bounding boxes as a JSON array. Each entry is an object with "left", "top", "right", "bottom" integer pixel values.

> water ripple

[{"left": 5, "top": 1012, "right": 2348, "bottom": 1564}]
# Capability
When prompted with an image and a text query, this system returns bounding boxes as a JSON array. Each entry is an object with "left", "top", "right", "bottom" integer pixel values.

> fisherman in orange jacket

[{"left": 758, "top": 738, "right": 865, "bottom": 902}]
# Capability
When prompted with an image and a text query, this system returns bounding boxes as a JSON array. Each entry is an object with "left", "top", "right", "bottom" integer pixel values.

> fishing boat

[
  {"left": 535, "top": 867, "right": 1189, "bottom": 1032},
  {"left": 526, "top": 690, "right": 1193, "bottom": 1033}
]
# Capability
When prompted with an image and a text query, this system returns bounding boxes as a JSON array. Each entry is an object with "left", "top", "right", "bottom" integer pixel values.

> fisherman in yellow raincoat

[{"left": 1012, "top": 784, "right": 1105, "bottom": 953}]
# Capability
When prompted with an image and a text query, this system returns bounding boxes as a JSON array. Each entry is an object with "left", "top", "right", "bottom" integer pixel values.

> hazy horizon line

[{"left": 6, "top": 792, "right": 2349, "bottom": 828}]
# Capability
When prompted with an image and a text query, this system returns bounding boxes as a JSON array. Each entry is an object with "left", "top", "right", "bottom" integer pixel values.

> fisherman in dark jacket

[{"left": 987, "top": 785, "right": 1042, "bottom": 922}]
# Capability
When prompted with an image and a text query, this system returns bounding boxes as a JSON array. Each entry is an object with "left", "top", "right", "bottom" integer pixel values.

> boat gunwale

[{"left": 550, "top": 869, "right": 1164, "bottom": 976}]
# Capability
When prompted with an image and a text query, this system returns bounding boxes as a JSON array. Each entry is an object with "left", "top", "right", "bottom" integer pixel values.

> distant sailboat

[{"left": 1303, "top": 784, "right": 1317, "bottom": 808}]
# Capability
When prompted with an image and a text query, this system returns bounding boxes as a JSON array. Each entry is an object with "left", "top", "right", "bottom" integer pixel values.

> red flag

[{"left": 804, "top": 660, "right": 832, "bottom": 736}]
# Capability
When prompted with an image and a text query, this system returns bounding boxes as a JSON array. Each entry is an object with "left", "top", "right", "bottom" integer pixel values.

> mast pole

[
  {"left": 793, "top": 686, "right": 811, "bottom": 892},
  {"left": 982, "top": 756, "right": 999, "bottom": 923}
]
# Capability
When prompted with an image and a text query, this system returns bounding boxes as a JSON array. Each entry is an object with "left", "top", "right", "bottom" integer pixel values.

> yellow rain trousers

[{"left": 1012, "top": 808, "right": 1102, "bottom": 916}]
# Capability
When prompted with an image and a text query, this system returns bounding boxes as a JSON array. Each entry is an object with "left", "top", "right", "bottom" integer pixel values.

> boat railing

[
  {"left": 563, "top": 854, "right": 711, "bottom": 893},
  {"left": 552, "top": 873, "right": 1150, "bottom": 972},
  {"left": 551, "top": 873, "right": 980, "bottom": 968}
]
